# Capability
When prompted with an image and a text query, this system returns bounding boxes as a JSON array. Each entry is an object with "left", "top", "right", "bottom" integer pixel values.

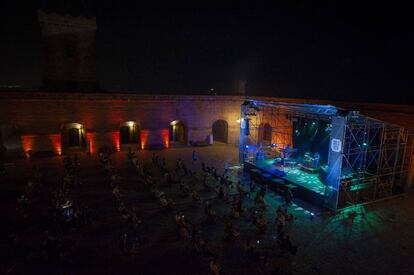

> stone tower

[{"left": 37, "top": 9, "right": 98, "bottom": 90}]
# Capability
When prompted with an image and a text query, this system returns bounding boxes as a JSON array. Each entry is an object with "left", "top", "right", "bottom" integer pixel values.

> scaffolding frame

[
  {"left": 338, "top": 115, "right": 413, "bottom": 208},
  {"left": 239, "top": 100, "right": 413, "bottom": 210}
]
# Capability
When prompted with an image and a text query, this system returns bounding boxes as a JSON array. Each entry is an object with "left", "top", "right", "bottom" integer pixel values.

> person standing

[
  {"left": 313, "top": 152, "right": 320, "bottom": 168},
  {"left": 249, "top": 179, "right": 256, "bottom": 193},
  {"left": 285, "top": 188, "right": 293, "bottom": 205},
  {"left": 280, "top": 150, "right": 285, "bottom": 168},
  {"left": 192, "top": 150, "right": 197, "bottom": 164},
  {"left": 223, "top": 161, "right": 229, "bottom": 176}
]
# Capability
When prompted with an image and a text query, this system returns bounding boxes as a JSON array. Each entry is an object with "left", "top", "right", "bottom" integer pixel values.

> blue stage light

[{"left": 245, "top": 145, "right": 249, "bottom": 149}]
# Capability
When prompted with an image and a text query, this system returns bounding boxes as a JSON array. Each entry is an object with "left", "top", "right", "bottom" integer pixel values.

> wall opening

[
  {"left": 169, "top": 120, "right": 186, "bottom": 144},
  {"left": 259, "top": 123, "right": 272, "bottom": 145},
  {"left": 212, "top": 120, "right": 229, "bottom": 143},
  {"left": 120, "top": 121, "right": 140, "bottom": 149},
  {"left": 61, "top": 123, "right": 86, "bottom": 152},
  {"left": 68, "top": 128, "right": 81, "bottom": 147}
]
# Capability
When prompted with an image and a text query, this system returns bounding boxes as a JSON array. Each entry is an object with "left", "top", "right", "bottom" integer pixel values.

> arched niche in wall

[
  {"left": 258, "top": 123, "right": 272, "bottom": 145},
  {"left": 119, "top": 121, "right": 140, "bottom": 150},
  {"left": 212, "top": 120, "right": 229, "bottom": 143},
  {"left": 169, "top": 120, "right": 187, "bottom": 144},
  {"left": 0, "top": 124, "right": 22, "bottom": 155},
  {"left": 61, "top": 123, "right": 87, "bottom": 152}
]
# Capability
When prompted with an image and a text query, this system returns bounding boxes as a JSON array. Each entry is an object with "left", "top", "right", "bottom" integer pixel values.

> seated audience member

[
  {"left": 191, "top": 190, "right": 201, "bottom": 202},
  {"left": 209, "top": 258, "right": 222, "bottom": 275}
]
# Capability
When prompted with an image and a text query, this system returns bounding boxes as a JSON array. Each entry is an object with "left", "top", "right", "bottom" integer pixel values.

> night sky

[{"left": 0, "top": 1, "right": 412, "bottom": 103}]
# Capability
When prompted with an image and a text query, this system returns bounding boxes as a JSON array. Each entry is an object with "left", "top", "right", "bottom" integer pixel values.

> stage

[{"left": 244, "top": 159, "right": 327, "bottom": 207}]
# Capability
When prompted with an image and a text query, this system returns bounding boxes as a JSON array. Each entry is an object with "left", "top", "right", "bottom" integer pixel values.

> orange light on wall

[
  {"left": 140, "top": 130, "right": 149, "bottom": 150},
  {"left": 110, "top": 131, "right": 120, "bottom": 152},
  {"left": 162, "top": 128, "right": 169, "bottom": 148},
  {"left": 272, "top": 132, "right": 293, "bottom": 148},
  {"left": 269, "top": 112, "right": 293, "bottom": 150},
  {"left": 48, "top": 134, "right": 61, "bottom": 155},
  {"left": 21, "top": 135, "right": 34, "bottom": 155},
  {"left": 86, "top": 132, "right": 96, "bottom": 154}
]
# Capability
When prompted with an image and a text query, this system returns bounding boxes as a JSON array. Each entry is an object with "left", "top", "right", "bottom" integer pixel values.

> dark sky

[{"left": 0, "top": 1, "right": 412, "bottom": 103}]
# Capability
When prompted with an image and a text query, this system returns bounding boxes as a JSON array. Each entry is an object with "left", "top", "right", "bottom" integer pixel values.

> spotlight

[
  {"left": 126, "top": 121, "right": 135, "bottom": 127},
  {"left": 245, "top": 145, "right": 249, "bottom": 149}
]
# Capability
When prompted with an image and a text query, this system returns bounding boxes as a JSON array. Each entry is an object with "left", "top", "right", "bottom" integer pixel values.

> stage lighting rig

[{"left": 244, "top": 112, "right": 257, "bottom": 116}]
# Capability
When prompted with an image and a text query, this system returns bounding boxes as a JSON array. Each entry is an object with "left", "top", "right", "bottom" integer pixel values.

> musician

[
  {"left": 255, "top": 145, "right": 264, "bottom": 161},
  {"left": 279, "top": 144, "right": 291, "bottom": 167},
  {"left": 279, "top": 150, "right": 285, "bottom": 166},
  {"left": 285, "top": 144, "right": 291, "bottom": 153},
  {"left": 313, "top": 152, "right": 320, "bottom": 168}
]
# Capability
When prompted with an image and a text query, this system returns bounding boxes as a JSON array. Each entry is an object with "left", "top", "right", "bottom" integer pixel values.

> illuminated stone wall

[
  {"left": 0, "top": 92, "right": 243, "bottom": 156},
  {"left": 0, "top": 92, "right": 412, "bottom": 188}
]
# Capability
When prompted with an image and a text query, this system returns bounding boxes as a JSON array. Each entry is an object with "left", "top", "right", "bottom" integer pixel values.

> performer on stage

[
  {"left": 255, "top": 145, "right": 265, "bottom": 161},
  {"left": 313, "top": 152, "right": 320, "bottom": 168},
  {"left": 285, "top": 144, "right": 291, "bottom": 153},
  {"left": 275, "top": 144, "right": 295, "bottom": 168},
  {"left": 279, "top": 149, "right": 286, "bottom": 167},
  {"left": 276, "top": 144, "right": 290, "bottom": 167}
]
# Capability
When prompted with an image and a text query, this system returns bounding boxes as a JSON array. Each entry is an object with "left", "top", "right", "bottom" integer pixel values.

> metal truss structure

[
  {"left": 239, "top": 99, "right": 413, "bottom": 210},
  {"left": 339, "top": 115, "right": 413, "bottom": 208}
]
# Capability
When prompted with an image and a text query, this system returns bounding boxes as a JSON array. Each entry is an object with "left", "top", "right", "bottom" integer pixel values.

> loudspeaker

[{"left": 245, "top": 118, "right": 250, "bottom": 136}]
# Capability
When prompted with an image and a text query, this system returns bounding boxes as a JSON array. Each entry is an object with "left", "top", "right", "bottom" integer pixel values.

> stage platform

[{"left": 244, "top": 159, "right": 327, "bottom": 207}]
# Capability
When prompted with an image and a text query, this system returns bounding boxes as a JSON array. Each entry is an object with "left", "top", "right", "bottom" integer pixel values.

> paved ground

[{"left": 1, "top": 143, "right": 414, "bottom": 275}]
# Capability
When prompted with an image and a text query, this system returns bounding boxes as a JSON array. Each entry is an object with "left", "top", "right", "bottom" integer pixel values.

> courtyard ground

[{"left": 1, "top": 143, "right": 414, "bottom": 274}]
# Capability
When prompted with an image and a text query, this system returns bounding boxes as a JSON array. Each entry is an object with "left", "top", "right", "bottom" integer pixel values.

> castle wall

[
  {"left": 0, "top": 92, "right": 412, "bottom": 188},
  {"left": 0, "top": 92, "right": 243, "bottom": 156}
]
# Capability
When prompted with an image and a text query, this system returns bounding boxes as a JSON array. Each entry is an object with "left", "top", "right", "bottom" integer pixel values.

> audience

[{"left": 7, "top": 148, "right": 298, "bottom": 274}]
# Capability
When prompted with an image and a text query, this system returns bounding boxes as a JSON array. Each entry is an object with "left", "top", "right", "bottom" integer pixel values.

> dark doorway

[
  {"left": 120, "top": 121, "right": 140, "bottom": 145},
  {"left": 68, "top": 128, "right": 80, "bottom": 147},
  {"left": 212, "top": 120, "right": 228, "bottom": 143},
  {"left": 169, "top": 120, "right": 186, "bottom": 143},
  {"left": 259, "top": 123, "right": 272, "bottom": 145},
  {"left": 61, "top": 123, "right": 86, "bottom": 151},
  {"left": 120, "top": 126, "right": 131, "bottom": 144},
  {"left": 263, "top": 123, "right": 272, "bottom": 142}
]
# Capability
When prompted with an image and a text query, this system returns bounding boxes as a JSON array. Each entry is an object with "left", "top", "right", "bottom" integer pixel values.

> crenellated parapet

[
  {"left": 38, "top": 10, "right": 96, "bottom": 37},
  {"left": 37, "top": 10, "right": 98, "bottom": 91}
]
